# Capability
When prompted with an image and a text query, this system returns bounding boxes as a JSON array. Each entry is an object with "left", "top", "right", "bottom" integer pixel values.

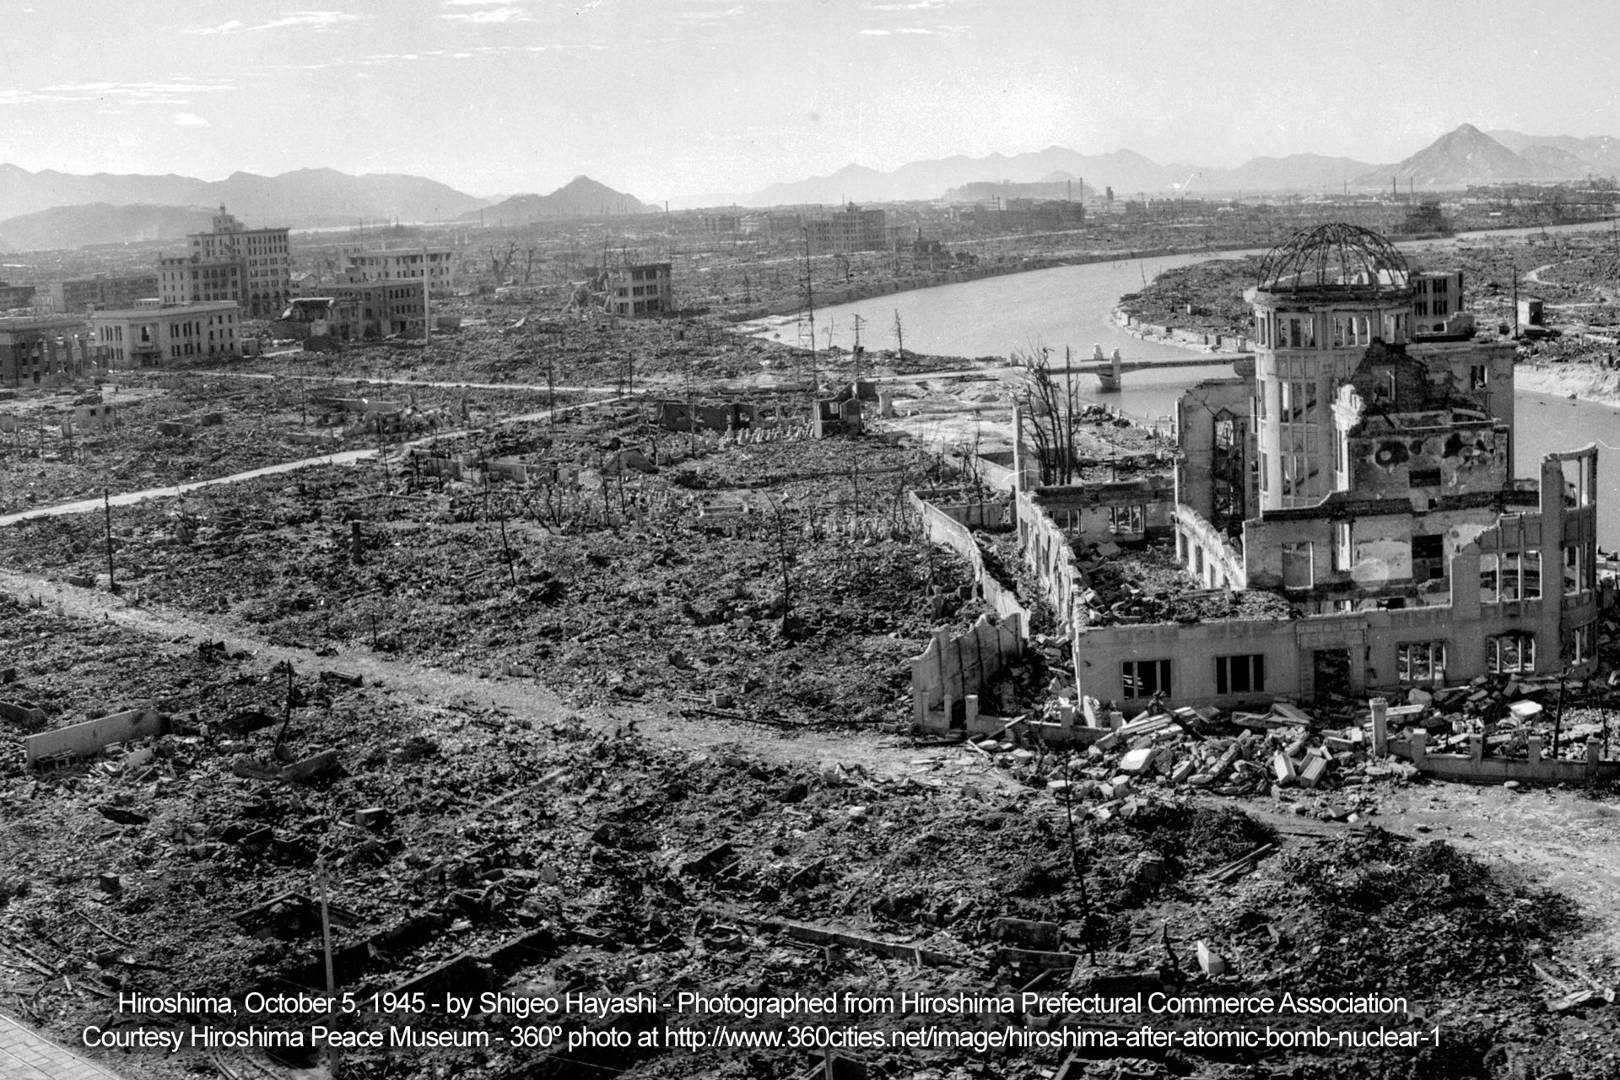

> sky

[{"left": 2, "top": 0, "right": 1617, "bottom": 202}]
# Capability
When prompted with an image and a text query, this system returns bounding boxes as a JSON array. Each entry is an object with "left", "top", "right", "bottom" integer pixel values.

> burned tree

[{"left": 1012, "top": 344, "right": 1083, "bottom": 485}]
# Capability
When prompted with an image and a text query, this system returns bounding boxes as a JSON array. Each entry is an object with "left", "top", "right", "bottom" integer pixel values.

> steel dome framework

[{"left": 1256, "top": 223, "right": 1409, "bottom": 292}]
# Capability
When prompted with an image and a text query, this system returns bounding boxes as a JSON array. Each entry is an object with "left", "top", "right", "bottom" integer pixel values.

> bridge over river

[{"left": 1053, "top": 346, "right": 1253, "bottom": 390}]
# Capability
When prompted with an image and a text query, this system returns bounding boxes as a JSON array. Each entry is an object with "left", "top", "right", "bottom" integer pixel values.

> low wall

[
  {"left": 909, "top": 492, "right": 1032, "bottom": 731},
  {"left": 911, "top": 615, "right": 1023, "bottom": 734},
  {"left": 1392, "top": 730, "right": 1620, "bottom": 784},
  {"left": 25, "top": 708, "right": 166, "bottom": 766}
]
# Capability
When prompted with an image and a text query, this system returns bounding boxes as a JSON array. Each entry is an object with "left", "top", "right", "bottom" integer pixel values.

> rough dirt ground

[
  {"left": 2, "top": 592, "right": 1611, "bottom": 1080},
  {"left": 0, "top": 425, "right": 979, "bottom": 731}
]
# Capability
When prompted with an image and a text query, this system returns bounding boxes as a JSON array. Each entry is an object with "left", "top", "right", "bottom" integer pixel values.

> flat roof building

[
  {"left": 90, "top": 301, "right": 241, "bottom": 369},
  {"left": 604, "top": 263, "right": 672, "bottom": 318},
  {"left": 54, "top": 273, "right": 161, "bottom": 314},
  {"left": 340, "top": 248, "right": 455, "bottom": 297},
  {"left": 159, "top": 206, "right": 290, "bottom": 317}
]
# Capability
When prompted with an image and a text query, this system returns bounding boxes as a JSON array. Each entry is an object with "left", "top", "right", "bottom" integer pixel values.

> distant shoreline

[{"left": 1514, "top": 361, "right": 1620, "bottom": 411}]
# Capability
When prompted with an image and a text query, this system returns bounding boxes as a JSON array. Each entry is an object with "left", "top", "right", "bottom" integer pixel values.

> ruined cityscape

[{"left": 7, "top": 7, "right": 1620, "bottom": 1080}]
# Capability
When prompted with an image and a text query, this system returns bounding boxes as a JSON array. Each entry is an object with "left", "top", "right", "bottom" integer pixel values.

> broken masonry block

[
  {"left": 279, "top": 748, "right": 340, "bottom": 783},
  {"left": 680, "top": 843, "right": 737, "bottom": 878},
  {"left": 1272, "top": 752, "right": 1298, "bottom": 786},
  {"left": 991, "top": 917, "right": 1060, "bottom": 951},
  {"left": 354, "top": 807, "right": 391, "bottom": 831},
  {"left": 1299, "top": 756, "right": 1328, "bottom": 789},
  {"left": 1196, "top": 940, "right": 1226, "bottom": 977},
  {"left": 320, "top": 670, "right": 364, "bottom": 688},
  {"left": 1170, "top": 760, "right": 1196, "bottom": 785},
  {"left": 0, "top": 700, "right": 46, "bottom": 729},
  {"left": 1117, "top": 747, "right": 1155, "bottom": 775}
]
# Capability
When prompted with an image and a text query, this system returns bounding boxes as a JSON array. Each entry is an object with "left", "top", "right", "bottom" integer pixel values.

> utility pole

[
  {"left": 1512, "top": 258, "right": 1520, "bottom": 338},
  {"left": 802, "top": 228, "right": 817, "bottom": 397},
  {"left": 317, "top": 857, "right": 339, "bottom": 1080},
  {"left": 852, "top": 313, "right": 865, "bottom": 388},
  {"left": 102, "top": 489, "right": 116, "bottom": 592}
]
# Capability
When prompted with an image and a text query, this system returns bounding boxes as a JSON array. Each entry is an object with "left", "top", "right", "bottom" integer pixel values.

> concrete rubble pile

[{"left": 969, "top": 697, "right": 1416, "bottom": 823}]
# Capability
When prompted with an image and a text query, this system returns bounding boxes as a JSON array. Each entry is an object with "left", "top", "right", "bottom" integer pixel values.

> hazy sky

[{"left": 3, "top": 0, "right": 1615, "bottom": 200}]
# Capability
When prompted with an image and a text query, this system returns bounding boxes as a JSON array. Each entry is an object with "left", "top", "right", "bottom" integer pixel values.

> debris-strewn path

[
  {"left": 0, "top": 1012, "right": 127, "bottom": 1080},
  {"left": 0, "top": 567, "right": 933, "bottom": 779}
]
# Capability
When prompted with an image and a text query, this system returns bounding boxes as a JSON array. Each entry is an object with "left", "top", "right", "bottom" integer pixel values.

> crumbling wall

[
  {"left": 910, "top": 615, "right": 1023, "bottom": 734},
  {"left": 909, "top": 492, "right": 1028, "bottom": 631},
  {"left": 1392, "top": 729, "right": 1620, "bottom": 784},
  {"left": 1174, "top": 503, "right": 1246, "bottom": 589},
  {"left": 1015, "top": 488, "right": 1088, "bottom": 633}
]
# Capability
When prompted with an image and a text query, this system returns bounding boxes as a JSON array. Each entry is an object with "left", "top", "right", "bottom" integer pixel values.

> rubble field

[
  {"left": 0, "top": 374, "right": 586, "bottom": 516},
  {"left": 0, "top": 597, "right": 1610, "bottom": 1080},
  {"left": 221, "top": 310, "right": 965, "bottom": 393},
  {"left": 1115, "top": 234, "right": 1620, "bottom": 346},
  {"left": 0, "top": 421, "right": 982, "bottom": 729}
]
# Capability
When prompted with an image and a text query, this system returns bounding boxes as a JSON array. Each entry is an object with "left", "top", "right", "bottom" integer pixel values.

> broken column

[{"left": 1369, "top": 696, "right": 1388, "bottom": 758}]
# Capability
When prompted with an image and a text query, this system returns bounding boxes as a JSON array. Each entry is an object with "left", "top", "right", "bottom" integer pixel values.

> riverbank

[
  {"left": 1514, "top": 360, "right": 1620, "bottom": 410},
  {"left": 1112, "top": 305, "right": 1252, "bottom": 356},
  {"left": 724, "top": 241, "right": 1268, "bottom": 323}
]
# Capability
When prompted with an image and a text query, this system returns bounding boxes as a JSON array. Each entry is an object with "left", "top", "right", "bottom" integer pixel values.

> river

[{"left": 782, "top": 225, "right": 1620, "bottom": 546}]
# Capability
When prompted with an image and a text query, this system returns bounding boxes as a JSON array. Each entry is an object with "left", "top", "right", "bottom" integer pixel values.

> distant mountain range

[
  {"left": 0, "top": 204, "right": 217, "bottom": 252},
  {"left": 0, "top": 165, "right": 485, "bottom": 228},
  {"left": 459, "top": 176, "right": 654, "bottom": 225},
  {"left": 683, "top": 125, "right": 1620, "bottom": 208},
  {"left": 0, "top": 169, "right": 653, "bottom": 252},
  {"left": 3, "top": 123, "right": 1618, "bottom": 252}
]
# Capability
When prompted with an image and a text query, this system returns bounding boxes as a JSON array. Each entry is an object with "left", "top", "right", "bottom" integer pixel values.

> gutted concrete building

[
  {"left": 159, "top": 206, "right": 290, "bottom": 317},
  {"left": 1074, "top": 224, "right": 1600, "bottom": 709},
  {"left": 604, "top": 263, "right": 672, "bottom": 318},
  {"left": 0, "top": 316, "right": 97, "bottom": 386}
]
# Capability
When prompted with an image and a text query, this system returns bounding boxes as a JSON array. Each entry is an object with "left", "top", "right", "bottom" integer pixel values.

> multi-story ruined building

[
  {"left": 0, "top": 316, "right": 97, "bottom": 386},
  {"left": 339, "top": 248, "right": 455, "bottom": 297},
  {"left": 158, "top": 206, "right": 290, "bottom": 317},
  {"left": 53, "top": 273, "right": 160, "bottom": 314},
  {"left": 89, "top": 300, "right": 241, "bottom": 368},
  {"left": 1074, "top": 224, "right": 1600, "bottom": 708},
  {"left": 604, "top": 263, "right": 672, "bottom": 318}
]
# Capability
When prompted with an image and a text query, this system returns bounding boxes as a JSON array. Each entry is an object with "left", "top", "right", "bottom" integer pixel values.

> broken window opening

[
  {"left": 1121, "top": 659, "right": 1172, "bottom": 700},
  {"left": 1109, "top": 505, "right": 1145, "bottom": 536},
  {"left": 1571, "top": 623, "right": 1595, "bottom": 665},
  {"left": 1396, "top": 641, "right": 1446, "bottom": 684},
  {"left": 1488, "top": 632, "right": 1536, "bottom": 674},
  {"left": 1282, "top": 542, "right": 1314, "bottom": 589},
  {"left": 1215, "top": 654, "right": 1265, "bottom": 695}
]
